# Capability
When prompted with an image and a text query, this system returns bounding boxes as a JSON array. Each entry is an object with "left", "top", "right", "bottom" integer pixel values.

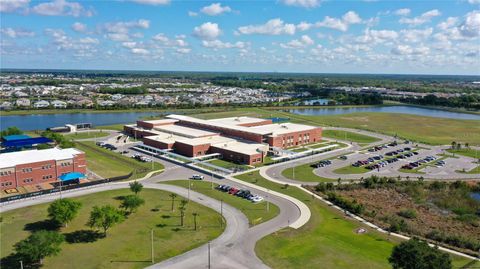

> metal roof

[
  {"left": 2, "top": 134, "right": 32, "bottom": 141},
  {"left": 2, "top": 137, "right": 53, "bottom": 148}
]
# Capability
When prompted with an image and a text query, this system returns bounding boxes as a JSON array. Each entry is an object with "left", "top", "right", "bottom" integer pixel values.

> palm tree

[
  {"left": 451, "top": 141, "right": 457, "bottom": 150},
  {"left": 179, "top": 200, "right": 188, "bottom": 226},
  {"left": 192, "top": 212, "right": 199, "bottom": 231},
  {"left": 169, "top": 193, "right": 177, "bottom": 212}
]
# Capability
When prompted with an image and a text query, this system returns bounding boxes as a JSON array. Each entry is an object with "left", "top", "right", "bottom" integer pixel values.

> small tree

[
  {"left": 451, "top": 141, "right": 456, "bottom": 150},
  {"left": 129, "top": 181, "right": 143, "bottom": 195},
  {"left": 87, "top": 205, "right": 125, "bottom": 236},
  {"left": 179, "top": 199, "right": 188, "bottom": 226},
  {"left": 14, "top": 230, "right": 64, "bottom": 265},
  {"left": 192, "top": 212, "right": 199, "bottom": 230},
  {"left": 47, "top": 198, "right": 82, "bottom": 227},
  {"left": 456, "top": 143, "right": 461, "bottom": 150},
  {"left": 169, "top": 193, "right": 177, "bottom": 212},
  {"left": 121, "top": 195, "right": 145, "bottom": 214},
  {"left": 389, "top": 238, "right": 451, "bottom": 269}
]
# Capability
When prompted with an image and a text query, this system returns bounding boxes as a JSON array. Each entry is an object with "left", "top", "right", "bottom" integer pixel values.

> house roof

[{"left": 0, "top": 148, "right": 83, "bottom": 168}]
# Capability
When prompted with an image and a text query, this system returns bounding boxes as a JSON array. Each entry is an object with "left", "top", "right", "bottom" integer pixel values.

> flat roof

[
  {"left": 249, "top": 123, "right": 318, "bottom": 136},
  {"left": 141, "top": 119, "right": 178, "bottom": 125},
  {"left": 166, "top": 114, "right": 272, "bottom": 135},
  {"left": 142, "top": 131, "right": 186, "bottom": 144},
  {"left": 0, "top": 148, "right": 83, "bottom": 168},
  {"left": 207, "top": 116, "right": 268, "bottom": 126},
  {"left": 176, "top": 135, "right": 231, "bottom": 146},
  {"left": 154, "top": 124, "right": 218, "bottom": 138},
  {"left": 211, "top": 140, "right": 269, "bottom": 156},
  {"left": 2, "top": 134, "right": 32, "bottom": 141},
  {"left": 2, "top": 137, "right": 54, "bottom": 148}
]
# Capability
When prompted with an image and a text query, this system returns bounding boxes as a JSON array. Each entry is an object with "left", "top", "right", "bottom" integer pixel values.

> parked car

[
  {"left": 339, "top": 156, "right": 348, "bottom": 160},
  {"left": 191, "top": 175, "right": 204, "bottom": 180}
]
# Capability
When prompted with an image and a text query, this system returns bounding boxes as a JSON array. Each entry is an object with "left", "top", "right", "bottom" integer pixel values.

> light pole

[
  {"left": 188, "top": 178, "right": 191, "bottom": 201},
  {"left": 208, "top": 241, "right": 211, "bottom": 269},
  {"left": 266, "top": 195, "right": 270, "bottom": 212},
  {"left": 151, "top": 228, "right": 154, "bottom": 264},
  {"left": 220, "top": 199, "right": 223, "bottom": 227}
]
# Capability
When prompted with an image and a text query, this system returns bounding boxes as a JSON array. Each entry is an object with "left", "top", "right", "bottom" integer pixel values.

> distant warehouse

[
  {"left": 0, "top": 148, "right": 86, "bottom": 190},
  {"left": 124, "top": 114, "right": 322, "bottom": 165}
]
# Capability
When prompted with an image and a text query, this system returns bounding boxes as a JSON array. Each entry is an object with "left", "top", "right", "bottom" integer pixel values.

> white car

[
  {"left": 251, "top": 196, "right": 264, "bottom": 203},
  {"left": 191, "top": 175, "right": 204, "bottom": 180}
]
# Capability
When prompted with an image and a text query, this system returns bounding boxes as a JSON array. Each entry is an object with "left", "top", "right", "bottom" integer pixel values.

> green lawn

[
  {"left": 206, "top": 159, "right": 250, "bottom": 170},
  {"left": 0, "top": 188, "right": 223, "bottom": 269},
  {"left": 234, "top": 171, "right": 477, "bottom": 269},
  {"left": 323, "top": 129, "right": 380, "bottom": 144},
  {"left": 282, "top": 163, "right": 336, "bottom": 182},
  {"left": 64, "top": 131, "right": 110, "bottom": 140},
  {"left": 446, "top": 148, "right": 480, "bottom": 159},
  {"left": 333, "top": 164, "right": 370, "bottom": 174},
  {"left": 163, "top": 180, "right": 280, "bottom": 226},
  {"left": 75, "top": 141, "right": 163, "bottom": 179}
]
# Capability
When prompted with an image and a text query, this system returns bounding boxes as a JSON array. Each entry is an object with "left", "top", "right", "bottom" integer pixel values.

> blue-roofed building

[
  {"left": 1, "top": 137, "right": 54, "bottom": 150},
  {"left": 2, "top": 134, "right": 32, "bottom": 141}
]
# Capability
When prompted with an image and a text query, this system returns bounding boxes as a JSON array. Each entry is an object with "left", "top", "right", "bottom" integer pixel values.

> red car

[{"left": 229, "top": 188, "right": 239, "bottom": 195}]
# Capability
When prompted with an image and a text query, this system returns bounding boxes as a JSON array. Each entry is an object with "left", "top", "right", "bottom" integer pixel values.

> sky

[{"left": 0, "top": 0, "right": 479, "bottom": 75}]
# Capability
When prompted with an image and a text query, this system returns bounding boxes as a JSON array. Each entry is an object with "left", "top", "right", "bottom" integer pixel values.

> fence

[{"left": 0, "top": 172, "right": 133, "bottom": 203}]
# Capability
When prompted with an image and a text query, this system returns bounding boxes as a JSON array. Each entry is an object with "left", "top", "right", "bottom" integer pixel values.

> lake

[
  {"left": 0, "top": 111, "right": 163, "bottom": 131},
  {"left": 289, "top": 105, "right": 480, "bottom": 120}
]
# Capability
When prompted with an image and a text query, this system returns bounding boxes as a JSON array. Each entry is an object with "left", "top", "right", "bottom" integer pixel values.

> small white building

[
  {"left": 16, "top": 98, "right": 31, "bottom": 107},
  {"left": 51, "top": 100, "right": 67, "bottom": 108},
  {"left": 33, "top": 100, "right": 50, "bottom": 108},
  {"left": 0, "top": 101, "right": 13, "bottom": 110}
]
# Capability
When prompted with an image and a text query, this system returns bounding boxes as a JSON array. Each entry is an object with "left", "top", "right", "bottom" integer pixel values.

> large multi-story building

[
  {"left": 0, "top": 148, "right": 87, "bottom": 190},
  {"left": 124, "top": 114, "right": 322, "bottom": 165}
]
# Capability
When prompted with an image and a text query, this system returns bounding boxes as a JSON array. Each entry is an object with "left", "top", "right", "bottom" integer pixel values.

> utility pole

[
  {"left": 266, "top": 195, "right": 270, "bottom": 212},
  {"left": 188, "top": 178, "right": 191, "bottom": 201},
  {"left": 151, "top": 229, "right": 154, "bottom": 264},
  {"left": 292, "top": 166, "right": 295, "bottom": 180},
  {"left": 220, "top": 199, "right": 223, "bottom": 227}
]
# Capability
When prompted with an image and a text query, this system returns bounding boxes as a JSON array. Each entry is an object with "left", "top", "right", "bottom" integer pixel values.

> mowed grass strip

[
  {"left": 234, "top": 171, "right": 476, "bottom": 269},
  {"left": 282, "top": 163, "right": 336, "bottom": 182},
  {"left": 75, "top": 141, "right": 163, "bottom": 179},
  {"left": 322, "top": 130, "right": 380, "bottom": 144},
  {"left": 64, "top": 131, "right": 110, "bottom": 140},
  {"left": 0, "top": 188, "right": 223, "bottom": 269},
  {"left": 163, "top": 180, "right": 279, "bottom": 226},
  {"left": 446, "top": 148, "right": 480, "bottom": 159}
]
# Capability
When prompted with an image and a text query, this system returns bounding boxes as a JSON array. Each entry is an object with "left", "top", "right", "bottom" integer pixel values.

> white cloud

[
  {"left": 391, "top": 44, "right": 429, "bottom": 55},
  {"left": 71, "top": 22, "right": 87, "bottom": 32},
  {"left": 31, "top": 0, "right": 93, "bottom": 17},
  {"left": 0, "top": 0, "right": 30, "bottom": 13},
  {"left": 467, "top": 0, "right": 480, "bottom": 4},
  {"left": 437, "top": 17, "right": 458, "bottom": 30},
  {"left": 316, "top": 11, "right": 363, "bottom": 32},
  {"left": 188, "top": 11, "right": 198, "bottom": 17},
  {"left": 193, "top": 22, "right": 221, "bottom": 40},
  {"left": 458, "top": 10, "right": 480, "bottom": 38},
  {"left": 280, "top": 35, "right": 314, "bottom": 48},
  {"left": 400, "top": 28, "right": 433, "bottom": 43},
  {"left": 281, "top": 0, "right": 321, "bottom": 8},
  {"left": 103, "top": 19, "right": 150, "bottom": 42},
  {"left": 202, "top": 40, "right": 247, "bottom": 49},
  {"left": 237, "top": 18, "right": 296, "bottom": 35},
  {"left": 356, "top": 28, "right": 398, "bottom": 44},
  {"left": 297, "top": 21, "right": 313, "bottom": 31},
  {"left": 200, "top": 3, "right": 231, "bottom": 16},
  {"left": 129, "top": 0, "right": 170, "bottom": 5},
  {"left": 399, "top": 9, "right": 441, "bottom": 26},
  {"left": 0, "top": 27, "right": 35, "bottom": 38},
  {"left": 176, "top": 48, "right": 191, "bottom": 54},
  {"left": 79, "top": 37, "right": 99, "bottom": 44},
  {"left": 394, "top": 8, "right": 411, "bottom": 16},
  {"left": 131, "top": 48, "right": 150, "bottom": 55},
  {"left": 152, "top": 33, "right": 189, "bottom": 48}
]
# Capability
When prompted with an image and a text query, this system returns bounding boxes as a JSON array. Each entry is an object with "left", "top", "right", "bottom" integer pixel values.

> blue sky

[{"left": 1, "top": 0, "right": 479, "bottom": 75}]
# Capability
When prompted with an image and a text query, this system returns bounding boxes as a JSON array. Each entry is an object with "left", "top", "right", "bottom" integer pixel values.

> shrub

[{"left": 398, "top": 209, "right": 417, "bottom": 219}]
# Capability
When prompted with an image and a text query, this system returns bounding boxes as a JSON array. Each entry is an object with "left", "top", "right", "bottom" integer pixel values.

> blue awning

[
  {"left": 59, "top": 172, "right": 85, "bottom": 181},
  {"left": 2, "top": 137, "right": 53, "bottom": 148}
]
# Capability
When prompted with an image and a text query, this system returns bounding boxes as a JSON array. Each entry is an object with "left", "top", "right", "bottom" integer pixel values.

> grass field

[
  {"left": 64, "top": 131, "right": 110, "bottom": 140},
  {"left": 322, "top": 130, "right": 380, "bottom": 144},
  {"left": 93, "top": 124, "right": 127, "bottom": 131},
  {"left": 206, "top": 159, "right": 250, "bottom": 170},
  {"left": 75, "top": 141, "right": 163, "bottom": 179},
  {"left": 0, "top": 188, "right": 223, "bottom": 269},
  {"left": 194, "top": 108, "right": 480, "bottom": 146},
  {"left": 282, "top": 163, "right": 336, "bottom": 182},
  {"left": 333, "top": 164, "right": 369, "bottom": 174},
  {"left": 163, "top": 180, "right": 280, "bottom": 226},
  {"left": 234, "top": 171, "right": 477, "bottom": 269},
  {"left": 446, "top": 148, "right": 480, "bottom": 159}
]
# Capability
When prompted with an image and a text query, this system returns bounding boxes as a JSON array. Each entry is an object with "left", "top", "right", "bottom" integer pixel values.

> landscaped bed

[
  {"left": 309, "top": 177, "right": 480, "bottom": 257},
  {"left": 0, "top": 188, "right": 224, "bottom": 269}
]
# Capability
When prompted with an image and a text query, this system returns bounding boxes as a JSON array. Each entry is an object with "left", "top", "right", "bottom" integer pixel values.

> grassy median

[
  {"left": 163, "top": 180, "right": 280, "bottom": 226},
  {"left": 0, "top": 188, "right": 224, "bottom": 269},
  {"left": 235, "top": 171, "right": 477, "bottom": 269}
]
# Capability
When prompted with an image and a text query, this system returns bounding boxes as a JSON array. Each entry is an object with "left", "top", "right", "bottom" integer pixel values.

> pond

[
  {"left": 288, "top": 105, "right": 480, "bottom": 120},
  {"left": 0, "top": 111, "right": 163, "bottom": 131}
]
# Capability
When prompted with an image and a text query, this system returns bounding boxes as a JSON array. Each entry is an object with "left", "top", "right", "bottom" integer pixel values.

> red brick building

[
  {"left": 123, "top": 115, "right": 322, "bottom": 165},
  {"left": 0, "top": 148, "right": 86, "bottom": 190}
]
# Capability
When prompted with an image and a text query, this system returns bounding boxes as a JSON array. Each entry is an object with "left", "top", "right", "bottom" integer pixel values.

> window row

[
  {"left": 1, "top": 182, "right": 13, "bottom": 187},
  {"left": 0, "top": 171, "right": 12, "bottom": 176}
]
